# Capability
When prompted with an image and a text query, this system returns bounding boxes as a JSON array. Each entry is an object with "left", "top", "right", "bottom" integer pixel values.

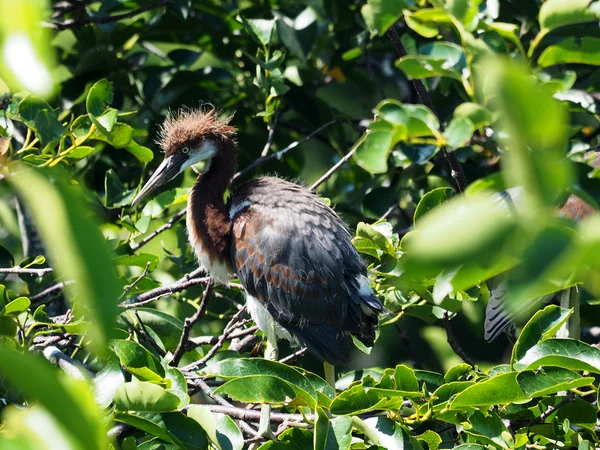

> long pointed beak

[{"left": 131, "top": 154, "right": 184, "bottom": 207}]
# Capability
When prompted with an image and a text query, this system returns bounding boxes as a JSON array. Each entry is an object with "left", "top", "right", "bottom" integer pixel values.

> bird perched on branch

[{"left": 131, "top": 108, "right": 383, "bottom": 433}]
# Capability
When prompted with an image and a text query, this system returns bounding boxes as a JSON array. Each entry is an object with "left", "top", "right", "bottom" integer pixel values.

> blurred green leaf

[
  {"left": 483, "top": 58, "right": 572, "bottom": 209},
  {"left": 12, "top": 169, "right": 120, "bottom": 354},
  {"left": 0, "top": 347, "right": 109, "bottom": 450},
  {"left": 34, "top": 110, "right": 64, "bottom": 146},
  {"left": 240, "top": 17, "right": 276, "bottom": 46}
]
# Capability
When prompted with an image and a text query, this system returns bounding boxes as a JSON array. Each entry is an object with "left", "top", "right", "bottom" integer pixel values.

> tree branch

[
  {"left": 121, "top": 268, "right": 209, "bottom": 308},
  {"left": 181, "top": 306, "right": 248, "bottom": 373},
  {"left": 442, "top": 313, "right": 474, "bottom": 367},
  {"left": 233, "top": 120, "right": 338, "bottom": 181},
  {"left": 0, "top": 267, "right": 53, "bottom": 276},
  {"left": 309, "top": 147, "right": 357, "bottom": 191},
  {"left": 171, "top": 279, "right": 214, "bottom": 366},
  {"left": 387, "top": 26, "right": 467, "bottom": 192}
]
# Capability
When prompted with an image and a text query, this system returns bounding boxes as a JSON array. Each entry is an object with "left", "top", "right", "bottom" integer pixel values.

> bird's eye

[{"left": 181, "top": 147, "right": 190, "bottom": 154}]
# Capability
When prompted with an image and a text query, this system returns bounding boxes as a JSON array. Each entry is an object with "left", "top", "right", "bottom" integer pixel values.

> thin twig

[
  {"left": 181, "top": 306, "right": 248, "bottom": 373},
  {"left": 171, "top": 279, "right": 214, "bottom": 366},
  {"left": 387, "top": 26, "right": 467, "bottom": 192},
  {"left": 442, "top": 313, "right": 474, "bottom": 367},
  {"left": 279, "top": 347, "right": 308, "bottom": 365},
  {"left": 309, "top": 147, "right": 357, "bottom": 191},
  {"left": 511, "top": 393, "right": 574, "bottom": 429},
  {"left": 233, "top": 120, "right": 338, "bottom": 181},
  {"left": 119, "top": 261, "right": 151, "bottom": 300},
  {"left": 0, "top": 267, "right": 53, "bottom": 276},
  {"left": 129, "top": 209, "right": 186, "bottom": 252},
  {"left": 261, "top": 111, "right": 280, "bottom": 157},
  {"left": 120, "top": 268, "right": 208, "bottom": 308},
  {"left": 203, "top": 404, "right": 312, "bottom": 424},
  {"left": 187, "top": 326, "right": 258, "bottom": 349},
  {"left": 46, "top": 0, "right": 174, "bottom": 30},
  {"left": 133, "top": 311, "right": 166, "bottom": 357}
]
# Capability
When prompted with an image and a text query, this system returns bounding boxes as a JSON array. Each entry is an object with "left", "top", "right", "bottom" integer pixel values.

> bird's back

[{"left": 228, "top": 177, "right": 382, "bottom": 364}]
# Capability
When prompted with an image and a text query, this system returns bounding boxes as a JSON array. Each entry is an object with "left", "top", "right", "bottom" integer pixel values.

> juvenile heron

[{"left": 131, "top": 108, "right": 383, "bottom": 433}]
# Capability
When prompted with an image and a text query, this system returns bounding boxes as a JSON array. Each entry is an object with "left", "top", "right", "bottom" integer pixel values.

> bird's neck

[{"left": 188, "top": 140, "right": 237, "bottom": 268}]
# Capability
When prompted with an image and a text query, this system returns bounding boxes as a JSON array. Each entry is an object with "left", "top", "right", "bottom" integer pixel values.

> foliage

[{"left": 1, "top": 0, "right": 600, "bottom": 449}]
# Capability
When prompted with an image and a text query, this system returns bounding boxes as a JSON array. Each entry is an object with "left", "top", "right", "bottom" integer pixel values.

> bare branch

[
  {"left": 0, "top": 267, "right": 53, "bottom": 276},
  {"left": 119, "top": 261, "right": 152, "bottom": 301},
  {"left": 181, "top": 306, "right": 248, "bottom": 373},
  {"left": 188, "top": 325, "right": 258, "bottom": 349},
  {"left": 129, "top": 209, "right": 186, "bottom": 252},
  {"left": 260, "top": 111, "right": 280, "bottom": 157},
  {"left": 30, "top": 282, "right": 70, "bottom": 306},
  {"left": 203, "top": 404, "right": 312, "bottom": 424},
  {"left": 233, "top": 120, "right": 338, "bottom": 181},
  {"left": 309, "top": 147, "right": 357, "bottom": 191},
  {"left": 171, "top": 279, "right": 214, "bottom": 366},
  {"left": 279, "top": 347, "right": 307, "bottom": 365},
  {"left": 120, "top": 268, "right": 209, "bottom": 309},
  {"left": 387, "top": 26, "right": 467, "bottom": 192}
]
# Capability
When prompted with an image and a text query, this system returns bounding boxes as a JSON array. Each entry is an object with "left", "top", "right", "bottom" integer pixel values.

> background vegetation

[{"left": 1, "top": 0, "right": 600, "bottom": 448}]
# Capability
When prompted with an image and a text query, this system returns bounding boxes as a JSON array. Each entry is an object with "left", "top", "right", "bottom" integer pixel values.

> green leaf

[
  {"left": 240, "top": 17, "right": 275, "bottom": 46},
  {"left": 514, "top": 338, "right": 600, "bottom": 372},
  {"left": 453, "top": 103, "right": 490, "bottom": 129},
  {"left": 111, "top": 339, "right": 166, "bottom": 382},
  {"left": 516, "top": 367, "right": 594, "bottom": 397},
  {"left": 214, "top": 374, "right": 315, "bottom": 407},
  {"left": 65, "top": 146, "right": 97, "bottom": 160},
  {"left": 12, "top": 169, "right": 120, "bottom": 354},
  {"left": 105, "top": 169, "right": 136, "bottom": 208},
  {"left": 0, "top": 347, "right": 109, "bottom": 450},
  {"left": 394, "top": 365, "right": 419, "bottom": 391},
  {"left": 413, "top": 187, "right": 454, "bottom": 226},
  {"left": 114, "top": 382, "right": 182, "bottom": 412},
  {"left": 187, "top": 405, "right": 243, "bottom": 450},
  {"left": 416, "top": 430, "right": 442, "bottom": 450},
  {"left": 126, "top": 141, "right": 155, "bottom": 163},
  {"left": 86, "top": 79, "right": 113, "bottom": 117},
  {"left": 13, "top": 95, "right": 52, "bottom": 128},
  {"left": 538, "top": 37, "right": 600, "bottom": 67},
  {"left": 464, "top": 411, "right": 510, "bottom": 449},
  {"left": 539, "top": 0, "right": 597, "bottom": 31},
  {"left": 0, "top": 297, "right": 30, "bottom": 316},
  {"left": 361, "top": 417, "right": 416, "bottom": 449},
  {"left": 361, "top": 0, "right": 413, "bottom": 36},
  {"left": 123, "top": 309, "right": 184, "bottom": 351},
  {"left": 482, "top": 58, "right": 572, "bottom": 209},
  {"left": 511, "top": 305, "right": 572, "bottom": 365},
  {"left": 330, "top": 384, "right": 423, "bottom": 415},
  {"left": 34, "top": 110, "right": 65, "bottom": 146},
  {"left": 93, "top": 123, "right": 134, "bottom": 149},
  {"left": 449, "top": 372, "right": 527, "bottom": 408},
  {"left": 114, "top": 412, "right": 208, "bottom": 450},
  {"left": 444, "top": 117, "right": 474, "bottom": 149},
  {"left": 274, "top": 9, "right": 317, "bottom": 61}
]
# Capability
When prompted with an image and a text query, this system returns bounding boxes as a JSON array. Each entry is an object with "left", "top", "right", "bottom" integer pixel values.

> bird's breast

[{"left": 186, "top": 203, "right": 231, "bottom": 284}]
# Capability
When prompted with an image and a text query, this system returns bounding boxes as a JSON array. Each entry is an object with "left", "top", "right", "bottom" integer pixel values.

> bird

[
  {"left": 484, "top": 182, "right": 597, "bottom": 342},
  {"left": 131, "top": 107, "right": 383, "bottom": 434}
]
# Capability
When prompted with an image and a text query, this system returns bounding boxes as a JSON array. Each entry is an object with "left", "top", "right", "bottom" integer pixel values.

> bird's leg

[
  {"left": 324, "top": 362, "right": 336, "bottom": 390},
  {"left": 256, "top": 319, "right": 278, "bottom": 439}
]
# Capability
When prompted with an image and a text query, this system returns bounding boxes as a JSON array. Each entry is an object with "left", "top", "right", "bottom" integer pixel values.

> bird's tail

[{"left": 289, "top": 324, "right": 353, "bottom": 365}]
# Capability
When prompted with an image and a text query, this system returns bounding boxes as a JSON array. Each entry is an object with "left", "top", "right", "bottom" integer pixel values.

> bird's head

[{"left": 132, "top": 107, "right": 236, "bottom": 206}]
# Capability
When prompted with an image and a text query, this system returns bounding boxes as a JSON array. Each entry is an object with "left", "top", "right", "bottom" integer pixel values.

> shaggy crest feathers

[{"left": 158, "top": 107, "right": 236, "bottom": 154}]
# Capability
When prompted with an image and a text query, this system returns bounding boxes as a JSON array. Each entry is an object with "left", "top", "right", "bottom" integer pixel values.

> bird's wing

[{"left": 229, "top": 178, "right": 381, "bottom": 362}]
